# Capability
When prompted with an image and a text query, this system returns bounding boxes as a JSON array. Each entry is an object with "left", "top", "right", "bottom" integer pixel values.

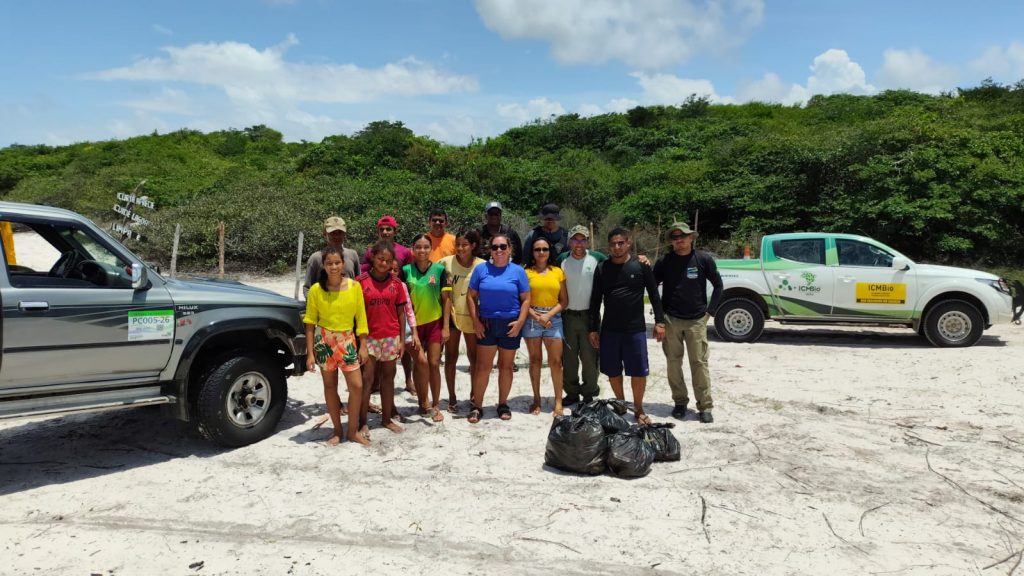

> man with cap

[
  {"left": 555, "top": 224, "right": 607, "bottom": 405},
  {"left": 361, "top": 215, "right": 413, "bottom": 273},
  {"left": 478, "top": 201, "right": 523, "bottom": 265},
  {"left": 303, "top": 216, "right": 360, "bottom": 299},
  {"left": 652, "top": 221, "right": 723, "bottom": 424},
  {"left": 523, "top": 203, "right": 569, "bottom": 266}
]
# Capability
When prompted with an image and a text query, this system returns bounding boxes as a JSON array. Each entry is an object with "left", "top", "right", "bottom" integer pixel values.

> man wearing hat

[
  {"left": 360, "top": 215, "right": 413, "bottom": 273},
  {"left": 478, "top": 201, "right": 523, "bottom": 264},
  {"left": 523, "top": 203, "right": 569, "bottom": 266},
  {"left": 303, "top": 216, "right": 360, "bottom": 299},
  {"left": 652, "top": 221, "right": 723, "bottom": 424},
  {"left": 556, "top": 224, "right": 607, "bottom": 404}
]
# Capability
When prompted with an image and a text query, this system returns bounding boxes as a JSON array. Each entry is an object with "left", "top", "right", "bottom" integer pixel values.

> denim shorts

[
  {"left": 522, "top": 307, "right": 564, "bottom": 339},
  {"left": 477, "top": 317, "right": 522, "bottom": 350}
]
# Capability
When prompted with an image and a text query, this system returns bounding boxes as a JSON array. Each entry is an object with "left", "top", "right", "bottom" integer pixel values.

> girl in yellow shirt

[
  {"left": 304, "top": 246, "right": 370, "bottom": 446},
  {"left": 523, "top": 238, "right": 568, "bottom": 416}
]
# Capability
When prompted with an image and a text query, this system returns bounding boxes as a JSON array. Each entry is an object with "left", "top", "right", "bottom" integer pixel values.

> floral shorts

[
  {"left": 366, "top": 335, "right": 401, "bottom": 362},
  {"left": 313, "top": 327, "right": 361, "bottom": 373}
]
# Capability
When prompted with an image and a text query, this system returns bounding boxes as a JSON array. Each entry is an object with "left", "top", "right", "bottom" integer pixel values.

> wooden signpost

[{"left": 111, "top": 180, "right": 154, "bottom": 242}]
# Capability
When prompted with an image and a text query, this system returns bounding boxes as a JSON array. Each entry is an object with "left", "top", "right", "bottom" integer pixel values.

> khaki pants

[
  {"left": 662, "top": 315, "right": 713, "bottom": 411},
  {"left": 562, "top": 310, "right": 599, "bottom": 398}
]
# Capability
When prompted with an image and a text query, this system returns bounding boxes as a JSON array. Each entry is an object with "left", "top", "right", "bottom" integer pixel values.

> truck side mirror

[
  {"left": 891, "top": 256, "right": 910, "bottom": 271},
  {"left": 131, "top": 263, "right": 150, "bottom": 290}
]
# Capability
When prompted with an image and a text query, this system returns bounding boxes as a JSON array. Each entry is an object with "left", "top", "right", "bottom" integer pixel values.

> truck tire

[
  {"left": 714, "top": 298, "right": 765, "bottom": 343},
  {"left": 923, "top": 300, "right": 983, "bottom": 348},
  {"left": 195, "top": 353, "right": 287, "bottom": 447}
]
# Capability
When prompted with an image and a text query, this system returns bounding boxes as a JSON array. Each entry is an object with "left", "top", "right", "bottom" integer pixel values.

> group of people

[{"left": 300, "top": 202, "right": 724, "bottom": 446}]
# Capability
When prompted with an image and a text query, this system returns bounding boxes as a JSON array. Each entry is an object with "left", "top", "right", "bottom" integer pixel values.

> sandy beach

[{"left": 2, "top": 263, "right": 1023, "bottom": 575}]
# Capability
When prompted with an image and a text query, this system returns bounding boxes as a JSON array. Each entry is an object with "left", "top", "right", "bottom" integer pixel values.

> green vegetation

[{"left": 2, "top": 81, "right": 1023, "bottom": 274}]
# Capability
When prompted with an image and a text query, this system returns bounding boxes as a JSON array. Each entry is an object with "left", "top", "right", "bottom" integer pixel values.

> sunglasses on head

[{"left": 490, "top": 244, "right": 509, "bottom": 251}]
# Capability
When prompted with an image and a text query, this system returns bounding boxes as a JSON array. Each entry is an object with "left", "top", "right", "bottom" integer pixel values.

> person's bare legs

[
  {"left": 543, "top": 337, "right": 564, "bottom": 416},
  {"left": 402, "top": 348, "right": 416, "bottom": 396},
  {"left": 472, "top": 344, "right": 498, "bottom": 420},
  {"left": 321, "top": 369, "right": 343, "bottom": 445},
  {"left": 608, "top": 375, "right": 625, "bottom": 401},
  {"left": 525, "top": 337, "right": 543, "bottom": 414},
  {"left": 444, "top": 327, "right": 462, "bottom": 410},
  {"left": 463, "top": 332, "right": 478, "bottom": 405},
  {"left": 631, "top": 376, "right": 649, "bottom": 423},
  {"left": 425, "top": 341, "right": 444, "bottom": 421},
  {"left": 497, "top": 348, "right": 516, "bottom": 407},
  {"left": 414, "top": 344, "right": 430, "bottom": 411},
  {"left": 377, "top": 359, "right": 402, "bottom": 433},
  {"left": 359, "top": 357, "right": 377, "bottom": 437},
  {"left": 341, "top": 368, "right": 369, "bottom": 446}
]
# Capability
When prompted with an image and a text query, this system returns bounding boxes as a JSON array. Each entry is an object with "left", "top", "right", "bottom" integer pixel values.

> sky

[{"left": 2, "top": 0, "right": 1023, "bottom": 148}]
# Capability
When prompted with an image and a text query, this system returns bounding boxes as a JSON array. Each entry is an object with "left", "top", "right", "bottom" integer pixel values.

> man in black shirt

[
  {"left": 589, "top": 228, "right": 666, "bottom": 424},
  {"left": 478, "top": 201, "right": 524, "bottom": 265},
  {"left": 523, "top": 203, "right": 569, "bottom": 266},
  {"left": 653, "top": 221, "right": 723, "bottom": 423}
]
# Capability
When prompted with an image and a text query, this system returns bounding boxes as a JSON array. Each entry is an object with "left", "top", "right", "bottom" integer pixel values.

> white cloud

[
  {"left": 474, "top": 0, "right": 763, "bottom": 69},
  {"left": 735, "top": 72, "right": 807, "bottom": 104},
  {"left": 91, "top": 35, "right": 478, "bottom": 106},
  {"left": 970, "top": 42, "right": 1024, "bottom": 82},
  {"left": 152, "top": 24, "right": 173, "bottom": 36},
  {"left": 496, "top": 97, "right": 566, "bottom": 124},
  {"left": 876, "top": 48, "right": 956, "bottom": 94},
  {"left": 123, "top": 88, "right": 195, "bottom": 115},
  {"left": 806, "top": 49, "right": 875, "bottom": 95},
  {"left": 631, "top": 72, "right": 727, "bottom": 104}
]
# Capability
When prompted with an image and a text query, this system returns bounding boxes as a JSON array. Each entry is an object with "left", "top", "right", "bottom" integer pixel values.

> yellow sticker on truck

[{"left": 855, "top": 283, "right": 906, "bottom": 304}]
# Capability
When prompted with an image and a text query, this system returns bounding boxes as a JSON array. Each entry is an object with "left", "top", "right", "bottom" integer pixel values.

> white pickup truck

[{"left": 712, "top": 233, "right": 1022, "bottom": 347}]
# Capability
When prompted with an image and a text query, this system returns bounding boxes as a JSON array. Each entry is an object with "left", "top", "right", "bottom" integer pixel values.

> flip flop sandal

[
  {"left": 431, "top": 408, "right": 445, "bottom": 422},
  {"left": 468, "top": 407, "right": 483, "bottom": 424},
  {"left": 635, "top": 412, "right": 652, "bottom": 425},
  {"left": 447, "top": 399, "right": 459, "bottom": 414},
  {"left": 497, "top": 403, "right": 512, "bottom": 421}
]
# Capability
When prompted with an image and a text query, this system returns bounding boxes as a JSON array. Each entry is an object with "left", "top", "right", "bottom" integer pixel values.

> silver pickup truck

[{"left": 0, "top": 201, "right": 306, "bottom": 446}]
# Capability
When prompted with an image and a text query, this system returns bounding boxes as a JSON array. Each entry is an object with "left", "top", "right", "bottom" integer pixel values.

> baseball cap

[
  {"left": 324, "top": 216, "right": 347, "bottom": 233},
  {"left": 484, "top": 201, "right": 503, "bottom": 213},
  {"left": 377, "top": 215, "right": 398, "bottom": 228},
  {"left": 539, "top": 203, "right": 561, "bottom": 220},
  {"left": 668, "top": 221, "right": 693, "bottom": 235},
  {"left": 569, "top": 224, "right": 590, "bottom": 239}
]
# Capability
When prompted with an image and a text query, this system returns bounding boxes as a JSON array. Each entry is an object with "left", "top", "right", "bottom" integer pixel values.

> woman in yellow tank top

[{"left": 523, "top": 238, "right": 568, "bottom": 416}]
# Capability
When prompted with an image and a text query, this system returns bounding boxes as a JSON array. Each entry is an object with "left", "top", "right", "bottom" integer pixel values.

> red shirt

[{"left": 357, "top": 272, "right": 408, "bottom": 338}]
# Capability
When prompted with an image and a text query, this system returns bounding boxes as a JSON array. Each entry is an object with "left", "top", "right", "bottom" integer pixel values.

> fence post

[
  {"left": 293, "top": 231, "right": 305, "bottom": 300},
  {"left": 218, "top": 221, "right": 225, "bottom": 279},
  {"left": 170, "top": 224, "right": 181, "bottom": 278}
]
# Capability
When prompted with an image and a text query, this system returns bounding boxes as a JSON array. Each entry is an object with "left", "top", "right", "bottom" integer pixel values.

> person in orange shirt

[{"left": 427, "top": 208, "right": 456, "bottom": 261}]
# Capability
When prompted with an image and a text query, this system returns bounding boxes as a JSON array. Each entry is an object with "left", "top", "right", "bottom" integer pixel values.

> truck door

[
  {"left": 831, "top": 238, "right": 915, "bottom": 319},
  {"left": 764, "top": 237, "right": 834, "bottom": 318},
  {"left": 0, "top": 218, "right": 174, "bottom": 394}
]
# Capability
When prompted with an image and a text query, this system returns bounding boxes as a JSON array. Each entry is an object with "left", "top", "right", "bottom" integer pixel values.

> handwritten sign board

[{"left": 111, "top": 183, "right": 155, "bottom": 242}]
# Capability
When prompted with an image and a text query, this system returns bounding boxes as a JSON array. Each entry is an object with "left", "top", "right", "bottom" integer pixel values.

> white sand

[{"left": 2, "top": 240, "right": 1024, "bottom": 574}]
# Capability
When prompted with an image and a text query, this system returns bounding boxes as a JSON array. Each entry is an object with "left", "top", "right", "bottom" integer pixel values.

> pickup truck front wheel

[
  {"left": 923, "top": 300, "right": 983, "bottom": 348},
  {"left": 714, "top": 298, "right": 765, "bottom": 343},
  {"left": 195, "top": 353, "right": 287, "bottom": 447}
]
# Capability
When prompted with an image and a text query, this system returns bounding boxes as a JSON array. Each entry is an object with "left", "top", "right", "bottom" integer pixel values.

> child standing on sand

[{"left": 304, "top": 245, "right": 370, "bottom": 446}]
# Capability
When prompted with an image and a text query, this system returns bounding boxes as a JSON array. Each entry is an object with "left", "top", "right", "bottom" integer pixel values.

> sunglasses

[
  {"left": 533, "top": 247, "right": 550, "bottom": 253},
  {"left": 490, "top": 244, "right": 509, "bottom": 251},
  {"left": 669, "top": 234, "right": 689, "bottom": 240},
  {"left": 430, "top": 218, "right": 446, "bottom": 224}
]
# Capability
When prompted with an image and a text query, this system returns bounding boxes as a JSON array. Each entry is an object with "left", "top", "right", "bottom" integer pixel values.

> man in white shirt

[{"left": 556, "top": 225, "right": 605, "bottom": 404}]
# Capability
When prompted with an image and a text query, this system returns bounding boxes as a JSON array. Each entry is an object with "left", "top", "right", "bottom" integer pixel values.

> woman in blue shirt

[{"left": 466, "top": 234, "right": 531, "bottom": 423}]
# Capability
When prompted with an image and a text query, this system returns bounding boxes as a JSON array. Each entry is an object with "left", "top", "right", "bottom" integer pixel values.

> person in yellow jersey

[
  {"left": 439, "top": 228, "right": 485, "bottom": 413},
  {"left": 523, "top": 237, "right": 568, "bottom": 416},
  {"left": 304, "top": 245, "right": 370, "bottom": 446}
]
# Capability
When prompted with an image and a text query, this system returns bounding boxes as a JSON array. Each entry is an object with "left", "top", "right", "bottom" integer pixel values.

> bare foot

[
  {"left": 359, "top": 424, "right": 370, "bottom": 439},
  {"left": 339, "top": 404, "right": 348, "bottom": 416},
  {"left": 348, "top": 432, "right": 370, "bottom": 446},
  {"left": 553, "top": 406, "right": 564, "bottom": 417},
  {"left": 529, "top": 400, "right": 542, "bottom": 416},
  {"left": 635, "top": 412, "right": 652, "bottom": 425},
  {"left": 325, "top": 435, "right": 342, "bottom": 446},
  {"left": 384, "top": 421, "right": 404, "bottom": 433},
  {"left": 406, "top": 387, "right": 418, "bottom": 398}
]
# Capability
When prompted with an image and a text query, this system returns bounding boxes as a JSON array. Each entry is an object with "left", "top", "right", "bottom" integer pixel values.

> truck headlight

[{"left": 976, "top": 277, "right": 1012, "bottom": 295}]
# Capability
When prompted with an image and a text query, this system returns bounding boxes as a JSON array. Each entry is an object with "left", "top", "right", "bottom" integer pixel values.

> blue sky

[{"left": 2, "top": 0, "right": 1023, "bottom": 147}]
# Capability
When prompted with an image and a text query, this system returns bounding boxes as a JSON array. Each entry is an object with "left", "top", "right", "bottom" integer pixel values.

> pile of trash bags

[{"left": 544, "top": 399, "right": 681, "bottom": 478}]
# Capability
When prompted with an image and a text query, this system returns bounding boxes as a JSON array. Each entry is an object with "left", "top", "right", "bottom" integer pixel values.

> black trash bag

[
  {"left": 606, "top": 429, "right": 655, "bottom": 478},
  {"left": 544, "top": 415, "right": 608, "bottom": 475},
  {"left": 574, "top": 399, "right": 630, "bottom": 433},
  {"left": 637, "top": 423, "right": 681, "bottom": 462}
]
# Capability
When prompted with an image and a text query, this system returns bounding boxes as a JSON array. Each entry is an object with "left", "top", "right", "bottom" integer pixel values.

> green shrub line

[{"left": 3, "top": 83, "right": 1024, "bottom": 272}]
